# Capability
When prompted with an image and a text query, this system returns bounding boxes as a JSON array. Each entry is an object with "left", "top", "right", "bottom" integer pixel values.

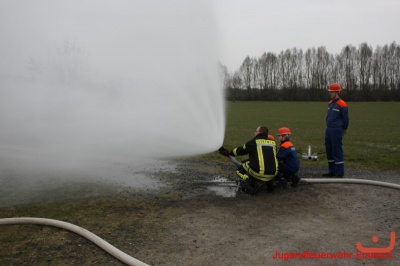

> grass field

[{"left": 198, "top": 101, "right": 400, "bottom": 174}]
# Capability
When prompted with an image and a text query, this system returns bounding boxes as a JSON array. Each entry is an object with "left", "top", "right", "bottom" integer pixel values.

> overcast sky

[
  {"left": 0, "top": 0, "right": 399, "bottom": 74},
  {"left": 214, "top": 0, "right": 400, "bottom": 70}
]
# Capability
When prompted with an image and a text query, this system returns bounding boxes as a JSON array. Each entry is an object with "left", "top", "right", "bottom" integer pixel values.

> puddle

[
  {"left": 205, "top": 176, "right": 238, "bottom": 198},
  {"left": 0, "top": 157, "right": 177, "bottom": 207}
]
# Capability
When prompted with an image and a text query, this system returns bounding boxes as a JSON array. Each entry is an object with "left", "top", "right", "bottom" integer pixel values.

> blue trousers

[{"left": 325, "top": 127, "right": 344, "bottom": 176}]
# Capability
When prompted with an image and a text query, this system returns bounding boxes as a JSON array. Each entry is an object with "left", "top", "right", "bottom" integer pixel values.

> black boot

[
  {"left": 266, "top": 180, "right": 275, "bottom": 192},
  {"left": 322, "top": 173, "right": 335, "bottom": 177},
  {"left": 291, "top": 175, "right": 300, "bottom": 187}
]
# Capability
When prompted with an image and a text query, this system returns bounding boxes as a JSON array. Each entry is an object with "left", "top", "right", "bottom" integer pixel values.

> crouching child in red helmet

[{"left": 275, "top": 127, "right": 300, "bottom": 188}]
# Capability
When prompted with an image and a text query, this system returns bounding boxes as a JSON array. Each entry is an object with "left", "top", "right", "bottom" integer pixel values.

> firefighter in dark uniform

[
  {"left": 275, "top": 127, "right": 300, "bottom": 188},
  {"left": 219, "top": 126, "right": 278, "bottom": 195},
  {"left": 323, "top": 83, "right": 349, "bottom": 178}
]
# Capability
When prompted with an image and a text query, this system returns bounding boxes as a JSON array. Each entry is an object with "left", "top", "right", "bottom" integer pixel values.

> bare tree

[
  {"left": 250, "top": 57, "right": 261, "bottom": 89},
  {"left": 267, "top": 52, "right": 279, "bottom": 89},
  {"left": 358, "top": 43, "right": 373, "bottom": 91},
  {"left": 316, "top": 46, "right": 330, "bottom": 89},
  {"left": 304, "top": 48, "right": 314, "bottom": 88},
  {"left": 388, "top": 42, "right": 400, "bottom": 90},
  {"left": 218, "top": 62, "right": 230, "bottom": 89},
  {"left": 371, "top": 46, "right": 383, "bottom": 90},
  {"left": 294, "top": 48, "right": 304, "bottom": 88},
  {"left": 231, "top": 71, "right": 242, "bottom": 89},
  {"left": 278, "top": 50, "right": 288, "bottom": 88},
  {"left": 393, "top": 43, "right": 400, "bottom": 90},
  {"left": 240, "top": 56, "right": 252, "bottom": 89},
  {"left": 221, "top": 41, "right": 400, "bottom": 101},
  {"left": 258, "top": 53, "right": 268, "bottom": 89},
  {"left": 305, "top": 47, "right": 329, "bottom": 89},
  {"left": 279, "top": 48, "right": 302, "bottom": 89},
  {"left": 339, "top": 45, "right": 358, "bottom": 91}
]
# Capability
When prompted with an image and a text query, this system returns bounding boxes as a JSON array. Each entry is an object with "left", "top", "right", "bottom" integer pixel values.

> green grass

[{"left": 197, "top": 101, "right": 400, "bottom": 174}]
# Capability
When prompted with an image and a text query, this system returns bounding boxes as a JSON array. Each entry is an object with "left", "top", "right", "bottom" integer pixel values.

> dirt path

[{"left": 133, "top": 161, "right": 400, "bottom": 266}]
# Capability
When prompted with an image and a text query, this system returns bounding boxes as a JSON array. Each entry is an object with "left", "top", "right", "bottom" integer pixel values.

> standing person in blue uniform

[
  {"left": 219, "top": 125, "right": 279, "bottom": 195},
  {"left": 323, "top": 83, "right": 349, "bottom": 178},
  {"left": 275, "top": 127, "right": 300, "bottom": 188}
]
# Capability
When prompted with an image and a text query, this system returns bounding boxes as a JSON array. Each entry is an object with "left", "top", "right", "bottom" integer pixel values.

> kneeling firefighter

[{"left": 219, "top": 125, "right": 279, "bottom": 195}]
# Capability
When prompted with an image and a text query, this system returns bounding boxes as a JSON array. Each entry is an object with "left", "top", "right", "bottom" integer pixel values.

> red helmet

[
  {"left": 268, "top": 134, "right": 275, "bottom": 141},
  {"left": 277, "top": 127, "right": 291, "bottom": 136},
  {"left": 328, "top": 83, "right": 342, "bottom": 92}
]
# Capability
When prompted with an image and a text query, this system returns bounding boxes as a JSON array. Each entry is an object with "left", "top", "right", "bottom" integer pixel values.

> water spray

[{"left": 0, "top": 1, "right": 224, "bottom": 265}]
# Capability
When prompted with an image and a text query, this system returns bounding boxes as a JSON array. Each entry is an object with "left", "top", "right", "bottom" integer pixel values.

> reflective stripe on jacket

[{"left": 230, "top": 132, "right": 278, "bottom": 181}]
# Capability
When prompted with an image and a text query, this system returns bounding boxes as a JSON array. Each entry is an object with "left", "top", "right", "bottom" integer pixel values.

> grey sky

[
  {"left": 1, "top": 1, "right": 399, "bottom": 74},
  {"left": 214, "top": 0, "right": 400, "bottom": 70}
]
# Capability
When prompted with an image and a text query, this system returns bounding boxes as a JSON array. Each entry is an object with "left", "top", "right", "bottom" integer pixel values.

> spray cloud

[{"left": 0, "top": 0, "right": 225, "bottom": 171}]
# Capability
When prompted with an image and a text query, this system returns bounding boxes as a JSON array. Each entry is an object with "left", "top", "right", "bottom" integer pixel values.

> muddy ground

[{"left": 0, "top": 159, "right": 399, "bottom": 265}]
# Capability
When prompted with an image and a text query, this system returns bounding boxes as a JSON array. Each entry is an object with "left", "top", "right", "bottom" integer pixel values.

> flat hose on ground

[
  {"left": 0, "top": 217, "right": 149, "bottom": 266},
  {"left": 300, "top": 178, "right": 400, "bottom": 190}
]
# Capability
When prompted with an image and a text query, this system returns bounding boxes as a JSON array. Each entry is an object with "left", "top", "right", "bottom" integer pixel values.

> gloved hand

[{"left": 218, "top": 146, "right": 230, "bottom": 156}]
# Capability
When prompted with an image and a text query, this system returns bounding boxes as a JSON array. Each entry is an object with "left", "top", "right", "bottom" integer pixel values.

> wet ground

[{"left": 1, "top": 158, "right": 400, "bottom": 265}]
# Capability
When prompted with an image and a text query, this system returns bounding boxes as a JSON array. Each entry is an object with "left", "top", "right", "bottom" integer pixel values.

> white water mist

[{"left": 0, "top": 1, "right": 225, "bottom": 171}]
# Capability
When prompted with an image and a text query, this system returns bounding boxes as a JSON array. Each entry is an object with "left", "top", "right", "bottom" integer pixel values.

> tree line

[{"left": 219, "top": 42, "right": 400, "bottom": 101}]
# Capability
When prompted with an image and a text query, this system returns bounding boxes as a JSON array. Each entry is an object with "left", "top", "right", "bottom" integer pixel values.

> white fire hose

[
  {"left": 0, "top": 217, "right": 149, "bottom": 266},
  {"left": 300, "top": 178, "right": 400, "bottom": 190}
]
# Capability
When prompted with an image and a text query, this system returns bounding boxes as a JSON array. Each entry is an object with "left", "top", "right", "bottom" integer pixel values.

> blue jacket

[
  {"left": 326, "top": 97, "right": 349, "bottom": 129},
  {"left": 277, "top": 140, "right": 300, "bottom": 174}
]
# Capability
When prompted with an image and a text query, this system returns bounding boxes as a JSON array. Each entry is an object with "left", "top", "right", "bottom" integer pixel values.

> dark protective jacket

[
  {"left": 277, "top": 139, "right": 300, "bottom": 174},
  {"left": 229, "top": 132, "right": 278, "bottom": 181},
  {"left": 326, "top": 97, "right": 349, "bottom": 129}
]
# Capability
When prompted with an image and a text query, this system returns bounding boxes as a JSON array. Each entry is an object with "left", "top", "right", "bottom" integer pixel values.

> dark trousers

[
  {"left": 235, "top": 165, "right": 273, "bottom": 195},
  {"left": 325, "top": 127, "right": 344, "bottom": 176},
  {"left": 278, "top": 162, "right": 298, "bottom": 179}
]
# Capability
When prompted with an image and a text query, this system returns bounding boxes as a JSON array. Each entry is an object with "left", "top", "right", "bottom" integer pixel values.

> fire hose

[
  {"left": 300, "top": 178, "right": 400, "bottom": 190},
  {"left": 0, "top": 217, "right": 149, "bottom": 266}
]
